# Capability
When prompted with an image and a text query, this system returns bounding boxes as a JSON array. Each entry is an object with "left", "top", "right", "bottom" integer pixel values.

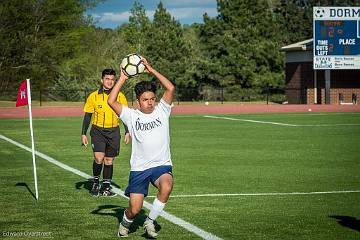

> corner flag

[
  {"left": 16, "top": 79, "right": 39, "bottom": 201},
  {"left": 16, "top": 80, "right": 28, "bottom": 107}
]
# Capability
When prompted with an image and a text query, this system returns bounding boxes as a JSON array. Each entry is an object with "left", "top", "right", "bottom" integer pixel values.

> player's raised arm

[
  {"left": 108, "top": 69, "right": 128, "bottom": 115},
  {"left": 142, "top": 58, "right": 175, "bottom": 105}
]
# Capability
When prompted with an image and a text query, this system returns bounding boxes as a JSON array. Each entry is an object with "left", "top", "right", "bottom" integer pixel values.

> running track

[{"left": 0, "top": 104, "right": 360, "bottom": 118}]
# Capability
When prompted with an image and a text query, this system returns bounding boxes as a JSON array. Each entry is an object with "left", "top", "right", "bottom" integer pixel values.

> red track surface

[{"left": 1, "top": 104, "right": 360, "bottom": 118}]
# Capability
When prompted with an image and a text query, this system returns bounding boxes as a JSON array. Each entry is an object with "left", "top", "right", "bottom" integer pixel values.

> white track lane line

[{"left": 0, "top": 134, "right": 222, "bottom": 240}]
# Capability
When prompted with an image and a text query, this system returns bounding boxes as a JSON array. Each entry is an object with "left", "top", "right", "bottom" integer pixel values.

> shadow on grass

[
  {"left": 91, "top": 205, "right": 161, "bottom": 238},
  {"left": 75, "top": 179, "right": 122, "bottom": 193},
  {"left": 329, "top": 215, "right": 360, "bottom": 232},
  {"left": 15, "top": 182, "right": 36, "bottom": 200}
]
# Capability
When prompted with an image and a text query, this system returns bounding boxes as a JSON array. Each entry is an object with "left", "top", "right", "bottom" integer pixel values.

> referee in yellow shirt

[{"left": 81, "top": 69, "right": 130, "bottom": 197}]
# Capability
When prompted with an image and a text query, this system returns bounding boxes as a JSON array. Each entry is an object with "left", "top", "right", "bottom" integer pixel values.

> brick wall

[{"left": 285, "top": 62, "right": 360, "bottom": 104}]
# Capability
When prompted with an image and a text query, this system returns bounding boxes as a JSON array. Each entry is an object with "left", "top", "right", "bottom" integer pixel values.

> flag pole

[{"left": 26, "top": 79, "right": 39, "bottom": 202}]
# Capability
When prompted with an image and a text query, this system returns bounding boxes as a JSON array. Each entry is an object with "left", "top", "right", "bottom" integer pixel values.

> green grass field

[{"left": 1, "top": 112, "right": 360, "bottom": 239}]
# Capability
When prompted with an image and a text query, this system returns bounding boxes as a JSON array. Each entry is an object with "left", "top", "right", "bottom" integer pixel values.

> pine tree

[
  {"left": 146, "top": 2, "right": 190, "bottom": 87},
  {"left": 121, "top": 0, "right": 151, "bottom": 55},
  {"left": 199, "top": 0, "right": 285, "bottom": 92}
]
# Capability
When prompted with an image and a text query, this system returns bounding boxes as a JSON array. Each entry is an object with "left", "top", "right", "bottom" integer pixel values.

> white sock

[
  {"left": 148, "top": 198, "right": 165, "bottom": 221},
  {"left": 121, "top": 210, "right": 133, "bottom": 228}
]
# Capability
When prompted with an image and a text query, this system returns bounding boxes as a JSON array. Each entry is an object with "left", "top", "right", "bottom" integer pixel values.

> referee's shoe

[
  {"left": 90, "top": 182, "right": 101, "bottom": 197},
  {"left": 101, "top": 187, "right": 117, "bottom": 197}
]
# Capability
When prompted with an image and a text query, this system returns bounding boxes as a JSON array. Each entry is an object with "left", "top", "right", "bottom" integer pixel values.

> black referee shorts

[{"left": 90, "top": 125, "right": 120, "bottom": 157}]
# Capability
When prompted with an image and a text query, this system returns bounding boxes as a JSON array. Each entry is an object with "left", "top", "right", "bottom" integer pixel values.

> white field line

[
  {"left": 298, "top": 123, "right": 360, "bottom": 127},
  {"left": 203, "top": 115, "right": 360, "bottom": 127},
  {"left": 0, "top": 134, "right": 222, "bottom": 240},
  {"left": 204, "top": 115, "right": 298, "bottom": 126},
  {"left": 148, "top": 190, "right": 360, "bottom": 198}
]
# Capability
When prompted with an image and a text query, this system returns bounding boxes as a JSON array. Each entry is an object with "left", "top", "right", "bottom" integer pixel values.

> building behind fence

[{"left": 282, "top": 39, "right": 360, "bottom": 105}]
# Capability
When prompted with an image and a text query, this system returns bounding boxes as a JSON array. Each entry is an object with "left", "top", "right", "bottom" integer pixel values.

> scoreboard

[{"left": 313, "top": 7, "right": 360, "bottom": 69}]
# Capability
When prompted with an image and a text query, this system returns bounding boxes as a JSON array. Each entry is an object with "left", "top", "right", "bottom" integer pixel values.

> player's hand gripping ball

[{"left": 120, "top": 53, "right": 146, "bottom": 77}]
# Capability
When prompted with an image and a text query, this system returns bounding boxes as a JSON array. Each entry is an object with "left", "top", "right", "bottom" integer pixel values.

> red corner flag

[
  {"left": 16, "top": 80, "right": 28, "bottom": 107},
  {"left": 14, "top": 79, "right": 39, "bottom": 201}
]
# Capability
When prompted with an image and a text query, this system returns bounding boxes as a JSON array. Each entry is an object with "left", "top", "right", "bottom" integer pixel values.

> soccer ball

[
  {"left": 314, "top": 8, "right": 325, "bottom": 18},
  {"left": 120, "top": 53, "right": 145, "bottom": 77}
]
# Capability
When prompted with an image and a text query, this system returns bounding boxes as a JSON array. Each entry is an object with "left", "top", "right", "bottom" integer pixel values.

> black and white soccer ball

[
  {"left": 314, "top": 8, "right": 325, "bottom": 18},
  {"left": 120, "top": 53, "right": 145, "bottom": 77}
]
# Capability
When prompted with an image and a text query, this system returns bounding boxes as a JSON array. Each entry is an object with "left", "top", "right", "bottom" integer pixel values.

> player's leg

[
  {"left": 127, "top": 193, "right": 145, "bottom": 218},
  {"left": 101, "top": 127, "right": 120, "bottom": 197},
  {"left": 90, "top": 126, "right": 106, "bottom": 197},
  {"left": 90, "top": 151, "right": 105, "bottom": 197},
  {"left": 154, "top": 173, "right": 173, "bottom": 203},
  {"left": 118, "top": 193, "right": 144, "bottom": 237},
  {"left": 118, "top": 170, "right": 150, "bottom": 237},
  {"left": 101, "top": 156, "right": 116, "bottom": 196},
  {"left": 144, "top": 166, "right": 173, "bottom": 238},
  {"left": 150, "top": 167, "right": 173, "bottom": 216}
]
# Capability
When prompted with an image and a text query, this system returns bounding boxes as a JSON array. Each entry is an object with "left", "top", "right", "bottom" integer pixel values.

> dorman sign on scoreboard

[{"left": 313, "top": 7, "right": 360, "bottom": 69}]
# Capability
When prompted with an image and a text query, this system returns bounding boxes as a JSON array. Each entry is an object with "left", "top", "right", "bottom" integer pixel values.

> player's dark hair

[
  {"left": 102, "top": 69, "right": 116, "bottom": 78},
  {"left": 134, "top": 81, "right": 157, "bottom": 99}
]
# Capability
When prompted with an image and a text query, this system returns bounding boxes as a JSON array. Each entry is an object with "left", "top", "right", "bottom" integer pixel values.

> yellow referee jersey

[{"left": 83, "top": 89, "right": 128, "bottom": 128}]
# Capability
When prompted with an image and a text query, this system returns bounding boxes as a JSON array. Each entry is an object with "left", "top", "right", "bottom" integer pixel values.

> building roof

[{"left": 281, "top": 39, "right": 313, "bottom": 52}]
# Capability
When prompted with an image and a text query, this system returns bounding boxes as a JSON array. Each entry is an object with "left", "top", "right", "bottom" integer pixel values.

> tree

[
  {"left": 0, "top": 0, "right": 97, "bottom": 92},
  {"left": 273, "top": 0, "right": 313, "bottom": 44},
  {"left": 145, "top": 2, "right": 190, "bottom": 87},
  {"left": 121, "top": 0, "right": 151, "bottom": 54},
  {"left": 199, "top": 0, "right": 285, "bottom": 92}
]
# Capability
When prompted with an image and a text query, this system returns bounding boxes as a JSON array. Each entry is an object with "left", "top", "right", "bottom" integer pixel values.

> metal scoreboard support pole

[
  {"left": 313, "top": 6, "right": 360, "bottom": 104},
  {"left": 325, "top": 70, "right": 331, "bottom": 104},
  {"left": 314, "top": 70, "right": 317, "bottom": 104}
]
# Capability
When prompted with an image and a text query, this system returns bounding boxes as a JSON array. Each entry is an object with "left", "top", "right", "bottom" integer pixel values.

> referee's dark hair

[
  {"left": 102, "top": 69, "right": 116, "bottom": 78},
  {"left": 135, "top": 81, "right": 157, "bottom": 99}
]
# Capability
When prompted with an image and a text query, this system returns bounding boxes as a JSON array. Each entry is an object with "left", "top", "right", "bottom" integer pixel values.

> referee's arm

[
  {"left": 81, "top": 112, "right": 92, "bottom": 146},
  {"left": 123, "top": 123, "right": 129, "bottom": 134}
]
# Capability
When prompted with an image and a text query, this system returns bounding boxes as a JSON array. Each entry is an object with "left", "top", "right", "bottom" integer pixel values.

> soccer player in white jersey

[{"left": 108, "top": 58, "right": 175, "bottom": 238}]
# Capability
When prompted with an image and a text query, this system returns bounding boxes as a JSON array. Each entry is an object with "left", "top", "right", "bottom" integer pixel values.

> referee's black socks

[
  {"left": 93, "top": 160, "right": 102, "bottom": 184},
  {"left": 103, "top": 164, "right": 113, "bottom": 189}
]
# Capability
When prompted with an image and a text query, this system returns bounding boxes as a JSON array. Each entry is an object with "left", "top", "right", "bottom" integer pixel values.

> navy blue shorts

[{"left": 124, "top": 165, "right": 173, "bottom": 197}]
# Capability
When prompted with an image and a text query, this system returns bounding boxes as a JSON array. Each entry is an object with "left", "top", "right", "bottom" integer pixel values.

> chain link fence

[{"left": 0, "top": 86, "right": 298, "bottom": 106}]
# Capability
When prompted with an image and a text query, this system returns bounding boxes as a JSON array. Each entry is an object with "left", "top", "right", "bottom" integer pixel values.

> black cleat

[
  {"left": 90, "top": 182, "right": 100, "bottom": 197},
  {"left": 101, "top": 188, "right": 117, "bottom": 197}
]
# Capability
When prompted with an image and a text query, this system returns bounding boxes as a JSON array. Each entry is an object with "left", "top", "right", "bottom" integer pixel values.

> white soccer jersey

[{"left": 120, "top": 99, "right": 172, "bottom": 171}]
